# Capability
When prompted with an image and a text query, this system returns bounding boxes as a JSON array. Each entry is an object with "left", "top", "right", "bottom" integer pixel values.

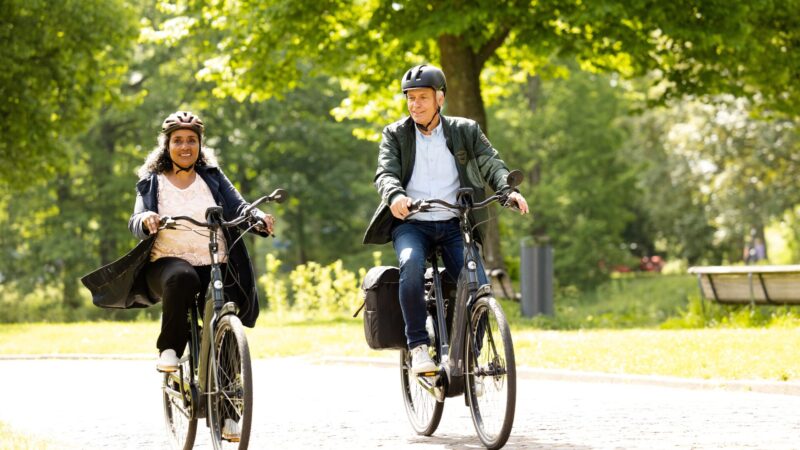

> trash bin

[{"left": 520, "top": 242, "right": 553, "bottom": 317}]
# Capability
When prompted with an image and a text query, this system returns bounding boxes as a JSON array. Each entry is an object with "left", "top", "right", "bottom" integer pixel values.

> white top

[
  {"left": 150, "top": 174, "right": 228, "bottom": 265},
  {"left": 405, "top": 122, "right": 459, "bottom": 221}
]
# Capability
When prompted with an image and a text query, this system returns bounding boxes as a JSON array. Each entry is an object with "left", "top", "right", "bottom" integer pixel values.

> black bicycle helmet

[
  {"left": 401, "top": 64, "right": 447, "bottom": 95},
  {"left": 161, "top": 111, "right": 205, "bottom": 136}
]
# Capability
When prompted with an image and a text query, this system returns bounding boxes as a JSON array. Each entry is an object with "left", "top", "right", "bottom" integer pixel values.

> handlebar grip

[{"left": 158, "top": 217, "right": 176, "bottom": 229}]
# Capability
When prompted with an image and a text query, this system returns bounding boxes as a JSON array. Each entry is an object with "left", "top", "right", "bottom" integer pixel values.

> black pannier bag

[{"left": 357, "top": 266, "right": 407, "bottom": 350}]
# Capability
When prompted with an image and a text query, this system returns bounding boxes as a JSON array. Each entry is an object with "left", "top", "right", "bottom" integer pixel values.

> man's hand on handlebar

[
  {"left": 505, "top": 191, "right": 529, "bottom": 215},
  {"left": 390, "top": 195, "right": 413, "bottom": 219}
]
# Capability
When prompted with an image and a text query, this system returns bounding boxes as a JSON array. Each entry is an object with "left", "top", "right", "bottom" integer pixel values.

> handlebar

[
  {"left": 159, "top": 188, "right": 287, "bottom": 230},
  {"left": 408, "top": 189, "right": 519, "bottom": 217}
]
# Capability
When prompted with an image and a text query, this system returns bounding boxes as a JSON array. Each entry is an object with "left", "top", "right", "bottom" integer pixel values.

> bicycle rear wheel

[
  {"left": 465, "top": 297, "right": 516, "bottom": 449},
  {"left": 207, "top": 313, "right": 253, "bottom": 449},
  {"left": 162, "top": 357, "right": 197, "bottom": 450},
  {"left": 400, "top": 346, "right": 444, "bottom": 436}
]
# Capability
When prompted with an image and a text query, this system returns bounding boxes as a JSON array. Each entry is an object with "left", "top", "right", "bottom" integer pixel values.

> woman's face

[{"left": 168, "top": 129, "right": 200, "bottom": 169}]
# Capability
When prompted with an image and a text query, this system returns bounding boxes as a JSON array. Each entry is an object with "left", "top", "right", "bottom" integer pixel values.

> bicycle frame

[
  {"left": 162, "top": 188, "right": 286, "bottom": 421},
  {"left": 166, "top": 209, "right": 236, "bottom": 420},
  {"left": 415, "top": 189, "right": 496, "bottom": 398}
]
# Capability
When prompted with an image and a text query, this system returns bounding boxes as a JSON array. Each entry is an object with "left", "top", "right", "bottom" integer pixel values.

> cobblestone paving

[{"left": 0, "top": 358, "right": 798, "bottom": 449}]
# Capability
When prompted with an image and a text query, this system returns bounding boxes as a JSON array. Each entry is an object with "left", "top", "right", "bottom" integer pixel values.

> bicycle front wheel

[
  {"left": 207, "top": 313, "right": 253, "bottom": 449},
  {"left": 162, "top": 358, "right": 197, "bottom": 450},
  {"left": 400, "top": 347, "right": 444, "bottom": 436},
  {"left": 465, "top": 297, "right": 516, "bottom": 449}
]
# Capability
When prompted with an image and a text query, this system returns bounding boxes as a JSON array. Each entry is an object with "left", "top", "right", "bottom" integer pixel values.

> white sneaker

[
  {"left": 156, "top": 349, "right": 179, "bottom": 373},
  {"left": 410, "top": 345, "right": 437, "bottom": 374},
  {"left": 222, "top": 418, "right": 241, "bottom": 442}
]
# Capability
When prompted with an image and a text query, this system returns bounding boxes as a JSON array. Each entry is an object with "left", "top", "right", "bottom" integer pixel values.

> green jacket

[{"left": 363, "top": 115, "right": 511, "bottom": 245}]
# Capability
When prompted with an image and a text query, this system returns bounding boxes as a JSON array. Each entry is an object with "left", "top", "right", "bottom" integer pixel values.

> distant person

[{"left": 744, "top": 235, "right": 767, "bottom": 264}]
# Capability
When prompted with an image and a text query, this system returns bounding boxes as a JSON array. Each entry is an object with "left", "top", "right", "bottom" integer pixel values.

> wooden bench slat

[{"left": 690, "top": 265, "right": 800, "bottom": 305}]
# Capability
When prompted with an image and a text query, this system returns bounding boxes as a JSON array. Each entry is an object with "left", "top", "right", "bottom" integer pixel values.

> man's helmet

[
  {"left": 161, "top": 111, "right": 205, "bottom": 136},
  {"left": 401, "top": 65, "right": 446, "bottom": 95}
]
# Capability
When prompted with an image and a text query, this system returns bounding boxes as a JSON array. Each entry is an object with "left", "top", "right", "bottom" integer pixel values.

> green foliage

[
  {"left": 160, "top": 0, "right": 800, "bottom": 127},
  {"left": 0, "top": 0, "right": 138, "bottom": 188},
  {"left": 662, "top": 296, "right": 800, "bottom": 329},
  {"left": 622, "top": 97, "right": 800, "bottom": 264},
  {"left": 260, "top": 255, "right": 363, "bottom": 319},
  {"left": 509, "top": 274, "right": 698, "bottom": 330},
  {"left": 492, "top": 69, "right": 638, "bottom": 289},
  {"left": 2, "top": 0, "right": 798, "bottom": 319},
  {"left": 199, "top": 78, "right": 379, "bottom": 267},
  {"left": 0, "top": 281, "right": 156, "bottom": 324}
]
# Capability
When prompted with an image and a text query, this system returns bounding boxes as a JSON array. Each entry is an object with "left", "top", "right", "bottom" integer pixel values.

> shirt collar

[{"left": 414, "top": 119, "right": 443, "bottom": 140}]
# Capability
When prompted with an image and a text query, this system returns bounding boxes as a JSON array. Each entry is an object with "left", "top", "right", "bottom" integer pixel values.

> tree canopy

[
  {"left": 0, "top": 0, "right": 138, "bottom": 188},
  {"left": 2, "top": 0, "right": 799, "bottom": 315}
]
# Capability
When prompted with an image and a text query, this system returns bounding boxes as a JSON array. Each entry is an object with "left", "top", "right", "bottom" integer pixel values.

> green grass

[
  {"left": 2, "top": 317, "right": 799, "bottom": 381},
  {"left": 511, "top": 274, "right": 700, "bottom": 329}
]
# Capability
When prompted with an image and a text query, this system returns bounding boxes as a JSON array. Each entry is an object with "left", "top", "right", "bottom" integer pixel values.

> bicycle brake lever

[
  {"left": 159, "top": 217, "right": 176, "bottom": 229},
  {"left": 502, "top": 198, "right": 520, "bottom": 211}
]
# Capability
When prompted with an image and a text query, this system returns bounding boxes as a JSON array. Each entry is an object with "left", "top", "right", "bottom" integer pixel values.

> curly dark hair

[{"left": 137, "top": 132, "right": 218, "bottom": 179}]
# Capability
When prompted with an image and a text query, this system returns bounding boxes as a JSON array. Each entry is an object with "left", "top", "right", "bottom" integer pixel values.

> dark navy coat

[{"left": 81, "top": 165, "right": 266, "bottom": 327}]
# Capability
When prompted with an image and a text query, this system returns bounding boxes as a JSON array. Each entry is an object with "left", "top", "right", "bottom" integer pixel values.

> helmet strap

[
  {"left": 414, "top": 106, "right": 441, "bottom": 133},
  {"left": 172, "top": 161, "right": 195, "bottom": 174}
]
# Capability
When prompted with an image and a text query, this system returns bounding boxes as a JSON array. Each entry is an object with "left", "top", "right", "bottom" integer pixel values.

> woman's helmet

[
  {"left": 401, "top": 65, "right": 447, "bottom": 95},
  {"left": 161, "top": 111, "right": 204, "bottom": 136}
]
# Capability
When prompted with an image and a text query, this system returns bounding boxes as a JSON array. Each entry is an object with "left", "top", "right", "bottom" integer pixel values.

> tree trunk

[
  {"left": 438, "top": 33, "right": 514, "bottom": 298},
  {"left": 295, "top": 205, "right": 308, "bottom": 264},
  {"left": 55, "top": 174, "right": 82, "bottom": 309}
]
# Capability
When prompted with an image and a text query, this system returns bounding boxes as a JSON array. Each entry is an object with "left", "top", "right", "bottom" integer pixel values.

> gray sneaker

[
  {"left": 222, "top": 418, "right": 240, "bottom": 442},
  {"left": 410, "top": 344, "right": 437, "bottom": 374}
]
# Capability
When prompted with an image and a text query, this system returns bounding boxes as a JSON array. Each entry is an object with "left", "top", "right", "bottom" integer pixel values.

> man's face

[{"left": 406, "top": 87, "right": 442, "bottom": 125}]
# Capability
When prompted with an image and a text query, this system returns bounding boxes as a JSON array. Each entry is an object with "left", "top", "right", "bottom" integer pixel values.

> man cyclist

[{"left": 363, "top": 64, "right": 529, "bottom": 373}]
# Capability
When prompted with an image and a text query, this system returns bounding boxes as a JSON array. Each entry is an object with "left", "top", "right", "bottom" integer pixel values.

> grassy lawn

[{"left": 1, "top": 317, "right": 798, "bottom": 381}]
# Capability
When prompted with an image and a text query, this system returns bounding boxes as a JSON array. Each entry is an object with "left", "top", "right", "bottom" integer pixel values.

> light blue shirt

[{"left": 405, "top": 121, "right": 459, "bottom": 221}]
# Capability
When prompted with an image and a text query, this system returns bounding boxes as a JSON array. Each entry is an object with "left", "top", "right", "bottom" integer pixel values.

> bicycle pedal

[{"left": 417, "top": 370, "right": 439, "bottom": 377}]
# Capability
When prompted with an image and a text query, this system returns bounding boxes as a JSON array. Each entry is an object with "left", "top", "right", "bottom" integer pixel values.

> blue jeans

[{"left": 391, "top": 219, "right": 488, "bottom": 349}]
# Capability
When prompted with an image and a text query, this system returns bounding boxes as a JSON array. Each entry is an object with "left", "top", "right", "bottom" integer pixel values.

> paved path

[{"left": 0, "top": 358, "right": 798, "bottom": 449}]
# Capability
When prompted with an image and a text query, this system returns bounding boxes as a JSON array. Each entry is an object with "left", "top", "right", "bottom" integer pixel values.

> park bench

[{"left": 688, "top": 265, "right": 800, "bottom": 307}]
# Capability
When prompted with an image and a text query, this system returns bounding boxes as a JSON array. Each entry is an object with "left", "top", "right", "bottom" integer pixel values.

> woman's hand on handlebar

[
  {"left": 261, "top": 214, "right": 275, "bottom": 234},
  {"left": 142, "top": 211, "right": 161, "bottom": 235},
  {"left": 506, "top": 191, "right": 530, "bottom": 215}
]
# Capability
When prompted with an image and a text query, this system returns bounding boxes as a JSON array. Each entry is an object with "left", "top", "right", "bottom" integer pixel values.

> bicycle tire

[
  {"left": 207, "top": 313, "right": 253, "bottom": 450},
  {"left": 400, "top": 346, "right": 444, "bottom": 436},
  {"left": 464, "top": 297, "right": 516, "bottom": 449},
  {"left": 162, "top": 359, "right": 198, "bottom": 450}
]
